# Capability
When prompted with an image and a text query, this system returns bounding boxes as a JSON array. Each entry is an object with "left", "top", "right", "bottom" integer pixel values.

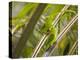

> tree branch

[{"left": 12, "top": 3, "right": 47, "bottom": 58}]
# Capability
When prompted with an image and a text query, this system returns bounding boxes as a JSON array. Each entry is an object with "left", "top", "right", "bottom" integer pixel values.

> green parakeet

[{"left": 40, "top": 16, "right": 58, "bottom": 54}]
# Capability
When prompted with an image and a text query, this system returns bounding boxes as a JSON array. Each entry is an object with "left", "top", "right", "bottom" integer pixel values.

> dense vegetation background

[{"left": 9, "top": 2, "right": 78, "bottom": 58}]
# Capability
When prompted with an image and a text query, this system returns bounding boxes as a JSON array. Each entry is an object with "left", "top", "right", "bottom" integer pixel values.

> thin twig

[
  {"left": 49, "top": 14, "right": 78, "bottom": 56},
  {"left": 68, "top": 40, "right": 78, "bottom": 55},
  {"left": 52, "top": 5, "right": 70, "bottom": 26},
  {"left": 32, "top": 5, "right": 70, "bottom": 57}
]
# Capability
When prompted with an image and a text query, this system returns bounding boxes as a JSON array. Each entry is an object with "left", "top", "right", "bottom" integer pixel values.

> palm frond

[
  {"left": 10, "top": 2, "right": 78, "bottom": 58},
  {"left": 12, "top": 4, "right": 47, "bottom": 58},
  {"left": 68, "top": 40, "right": 78, "bottom": 55},
  {"left": 49, "top": 14, "right": 78, "bottom": 56},
  {"left": 32, "top": 5, "right": 70, "bottom": 57}
]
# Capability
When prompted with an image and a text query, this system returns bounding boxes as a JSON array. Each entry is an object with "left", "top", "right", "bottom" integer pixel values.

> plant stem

[{"left": 12, "top": 4, "right": 47, "bottom": 58}]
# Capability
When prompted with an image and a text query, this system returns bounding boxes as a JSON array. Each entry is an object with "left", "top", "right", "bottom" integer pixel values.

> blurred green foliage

[{"left": 10, "top": 2, "right": 78, "bottom": 58}]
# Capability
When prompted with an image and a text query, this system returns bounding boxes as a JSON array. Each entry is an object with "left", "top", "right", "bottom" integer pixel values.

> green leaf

[
  {"left": 16, "top": 3, "right": 38, "bottom": 19},
  {"left": 40, "top": 5, "right": 64, "bottom": 34},
  {"left": 22, "top": 47, "right": 33, "bottom": 57}
]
